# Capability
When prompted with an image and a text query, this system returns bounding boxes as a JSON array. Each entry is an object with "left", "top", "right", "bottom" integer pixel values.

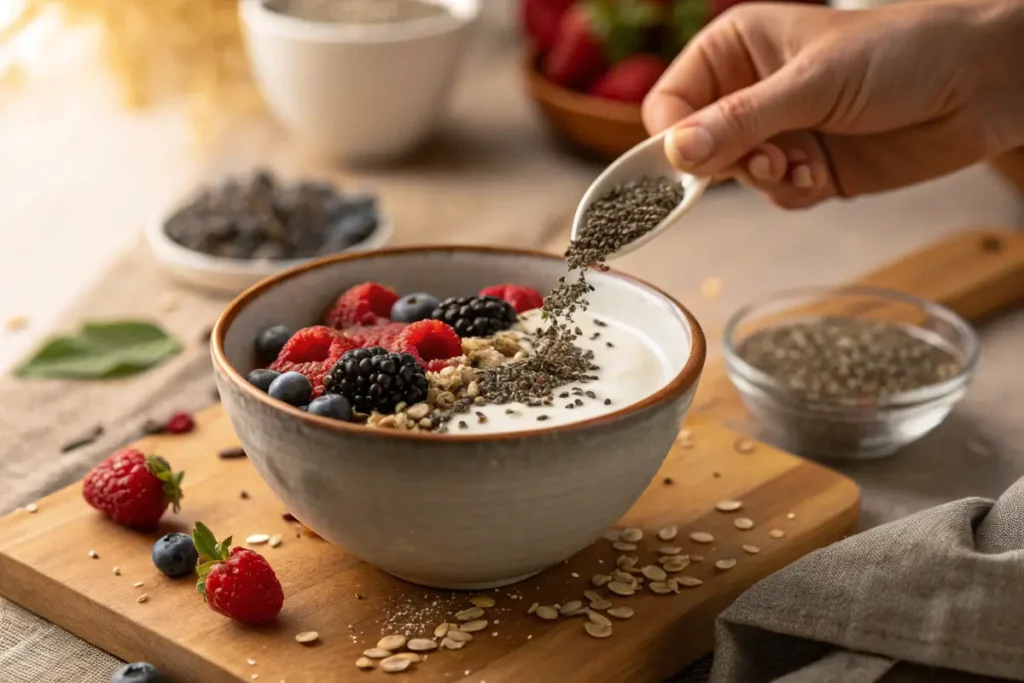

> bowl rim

[
  {"left": 211, "top": 245, "right": 707, "bottom": 442},
  {"left": 721, "top": 284, "right": 980, "bottom": 412},
  {"left": 239, "top": 0, "right": 482, "bottom": 44}
]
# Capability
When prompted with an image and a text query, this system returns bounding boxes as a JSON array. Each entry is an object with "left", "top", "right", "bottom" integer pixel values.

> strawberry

[
  {"left": 543, "top": 5, "right": 606, "bottom": 89},
  {"left": 479, "top": 284, "right": 544, "bottom": 313},
  {"left": 521, "top": 0, "right": 575, "bottom": 53},
  {"left": 193, "top": 522, "right": 284, "bottom": 625},
  {"left": 82, "top": 449, "right": 183, "bottom": 528},
  {"left": 324, "top": 282, "right": 399, "bottom": 328},
  {"left": 588, "top": 53, "right": 668, "bottom": 102}
]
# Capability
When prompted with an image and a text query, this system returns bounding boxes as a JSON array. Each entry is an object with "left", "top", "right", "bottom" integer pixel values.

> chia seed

[
  {"left": 604, "top": 399, "right": 612, "bottom": 405},
  {"left": 478, "top": 175, "right": 683, "bottom": 407}
]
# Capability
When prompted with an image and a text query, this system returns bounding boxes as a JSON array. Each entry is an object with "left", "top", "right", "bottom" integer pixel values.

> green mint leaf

[
  {"left": 16, "top": 320, "right": 182, "bottom": 380},
  {"left": 192, "top": 522, "right": 222, "bottom": 564}
]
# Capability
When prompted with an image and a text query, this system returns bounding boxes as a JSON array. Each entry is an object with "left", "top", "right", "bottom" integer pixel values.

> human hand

[{"left": 642, "top": 0, "right": 1024, "bottom": 208}]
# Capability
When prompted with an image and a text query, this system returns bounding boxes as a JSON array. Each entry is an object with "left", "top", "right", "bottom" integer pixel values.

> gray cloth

[{"left": 711, "top": 479, "right": 1024, "bottom": 683}]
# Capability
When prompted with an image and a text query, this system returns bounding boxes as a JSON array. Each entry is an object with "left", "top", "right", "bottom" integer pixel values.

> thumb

[{"left": 664, "top": 58, "right": 824, "bottom": 177}]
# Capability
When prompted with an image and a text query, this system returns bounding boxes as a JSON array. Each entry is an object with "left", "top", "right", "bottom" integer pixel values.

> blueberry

[
  {"left": 268, "top": 371, "right": 313, "bottom": 406},
  {"left": 307, "top": 394, "right": 354, "bottom": 421},
  {"left": 110, "top": 662, "right": 166, "bottom": 683},
  {"left": 255, "top": 325, "right": 293, "bottom": 364},
  {"left": 391, "top": 293, "right": 441, "bottom": 323},
  {"left": 246, "top": 368, "right": 281, "bottom": 393},
  {"left": 330, "top": 211, "right": 378, "bottom": 245},
  {"left": 151, "top": 533, "right": 199, "bottom": 578}
]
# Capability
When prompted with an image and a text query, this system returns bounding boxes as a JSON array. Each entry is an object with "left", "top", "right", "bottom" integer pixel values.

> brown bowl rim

[
  {"left": 211, "top": 245, "right": 706, "bottom": 443},
  {"left": 520, "top": 46, "right": 644, "bottom": 125}
]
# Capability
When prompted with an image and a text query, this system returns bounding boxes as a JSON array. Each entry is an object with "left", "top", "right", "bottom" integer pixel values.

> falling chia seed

[
  {"left": 479, "top": 176, "right": 684, "bottom": 405},
  {"left": 737, "top": 317, "right": 964, "bottom": 404}
]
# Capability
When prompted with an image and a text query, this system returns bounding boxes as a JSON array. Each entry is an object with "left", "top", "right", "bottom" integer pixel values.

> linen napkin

[{"left": 710, "top": 478, "right": 1024, "bottom": 683}]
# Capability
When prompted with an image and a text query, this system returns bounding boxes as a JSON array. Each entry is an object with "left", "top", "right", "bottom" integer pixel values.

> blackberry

[
  {"left": 431, "top": 296, "right": 518, "bottom": 338},
  {"left": 325, "top": 347, "right": 428, "bottom": 414}
]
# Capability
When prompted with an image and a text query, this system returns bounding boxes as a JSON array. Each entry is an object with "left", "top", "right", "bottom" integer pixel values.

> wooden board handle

[{"left": 854, "top": 227, "right": 1024, "bottom": 323}]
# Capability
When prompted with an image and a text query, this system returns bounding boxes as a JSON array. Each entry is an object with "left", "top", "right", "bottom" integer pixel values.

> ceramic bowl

[
  {"left": 239, "top": 0, "right": 481, "bottom": 163},
  {"left": 144, "top": 195, "right": 393, "bottom": 297},
  {"left": 211, "top": 247, "right": 705, "bottom": 589},
  {"left": 522, "top": 47, "right": 647, "bottom": 161}
]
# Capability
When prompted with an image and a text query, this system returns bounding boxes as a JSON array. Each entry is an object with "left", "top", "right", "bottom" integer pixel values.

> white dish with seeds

[{"left": 213, "top": 247, "right": 706, "bottom": 589}]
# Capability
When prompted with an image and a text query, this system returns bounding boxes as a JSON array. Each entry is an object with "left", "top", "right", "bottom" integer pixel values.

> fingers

[
  {"left": 664, "top": 56, "right": 826, "bottom": 177},
  {"left": 723, "top": 132, "right": 840, "bottom": 209}
]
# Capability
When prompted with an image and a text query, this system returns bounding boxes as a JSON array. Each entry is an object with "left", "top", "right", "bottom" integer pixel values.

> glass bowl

[{"left": 723, "top": 286, "right": 980, "bottom": 460}]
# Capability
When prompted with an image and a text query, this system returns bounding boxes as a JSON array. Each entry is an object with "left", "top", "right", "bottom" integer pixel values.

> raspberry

[
  {"left": 426, "top": 358, "right": 459, "bottom": 373},
  {"left": 83, "top": 449, "right": 184, "bottom": 528},
  {"left": 164, "top": 412, "right": 195, "bottom": 434},
  {"left": 389, "top": 320, "right": 463, "bottom": 366},
  {"left": 344, "top": 322, "right": 407, "bottom": 349},
  {"left": 324, "top": 282, "right": 399, "bottom": 328},
  {"left": 269, "top": 326, "right": 355, "bottom": 396},
  {"left": 193, "top": 522, "right": 283, "bottom": 625},
  {"left": 479, "top": 284, "right": 544, "bottom": 313}
]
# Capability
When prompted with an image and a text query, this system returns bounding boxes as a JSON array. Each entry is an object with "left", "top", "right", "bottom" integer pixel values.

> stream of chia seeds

[{"left": 479, "top": 176, "right": 686, "bottom": 404}]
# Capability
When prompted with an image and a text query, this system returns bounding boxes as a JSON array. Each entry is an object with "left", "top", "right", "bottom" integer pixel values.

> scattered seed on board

[
  {"left": 583, "top": 590, "right": 602, "bottom": 603},
  {"left": 355, "top": 657, "right": 375, "bottom": 670},
  {"left": 663, "top": 558, "right": 690, "bottom": 573},
  {"left": 608, "top": 582, "right": 636, "bottom": 596},
  {"left": 295, "top": 631, "right": 319, "bottom": 644},
  {"left": 657, "top": 525, "right": 678, "bottom": 541},
  {"left": 607, "top": 606, "right": 634, "bottom": 619},
  {"left": 536, "top": 606, "right": 559, "bottom": 620},
  {"left": 471, "top": 595, "right": 496, "bottom": 608},
  {"left": 246, "top": 534, "right": 270, "bottom": 545},
  {"left": 445, "top": 630, "right": 473, "bottom": 643},
  {"left": 612, "top": 542, "right": 637, "bottom": 552},
  {"left": 440, "top": 637, "right": 465, "bottom": 650},
  {"left": 585, "top": 622, "right": 613, "bottom": 638},
  {"left": 743, "top": 545, "right": 761, "bottom": 554},
  {"left": 434, "top": 623, "right": 451, "bottom": 638},
  {"left": 787, "top": 512, "right": 796, "bottom": 520},
  {"left": 602, "top": 529, "right": 621, "bottom": 542},
  {"left": 88, "top": 550, "right": 99, "bottom": 559},
  {"left": 363, "top": 648, "right": 392, "bottom": 659},
  {"left": 691, "top": 555, "right": 704, "bottom": 562},
  {"left": 408, "top": 639, "right": 438, "bottom": 652},
  {"left": 649, "top": 582, "right": 674, "bottom": 595},
  {"left": 620, "top": 528, "right": 643, "bottom": 543},
  {"left": 734, "top": 518, "right": 755, "bottom": 530},
  {"left": 559, "top": 600, "right": 583, "bottom": 615},
  {"left": 25, "top": 503, "right": 38, "bottom": 513},
  {"left": 715, "top": 500, "right": 743, "bottom": 512},
  {"left": 393, "top": 653, "right": 422, "bottom": 663},
  {"left": 715, "top": 559, "right": 738, "bottom": 571},
  {"left": 770, "top": 529, "right": 786, "bottom": 539},
  {"left": 592, "top": 574, "right": 612, "bottom": 587},
  {"left": 377, "top": 635, "right": 407, "bottom": 651},
  {"left": 455, "top": 607, "right": 484, "bottom": 621},
  {"left": 527, "top": 602, "right": 539, "bottom": 615},
  {"left": 659, "top": 545, "right": 683, "bottom": 556},
  {"left": 612, "top": 570, "right": 635, "bottom": 583},
  {"left": 587, "top": 611, "right": 612, "bottom": 627},
  {"left": 676, "top": 576, "right": 703, "bottom": 587},
  {"left": 459, "top": 619, "right": 488, "bottom": 633},
  {"left": 689, "top": 532, "right": 714, "bottom": 544},
  {"left": 616, "top": 555, "right": 638, "bottom": 569},
  {"left": 734, "top": 438, "right": 756, "bottom": 454},
  {"left": 269, "top": 535, "right": 283, "bottom": 548},
  {"left": 379, "top": 656, "right": 412, "bottom": 673},
  {"left": 136, "top": 594, "right": 149, "bottom": 603},
  {"left": 133, "top": 581, "right": 145, "bottom": 588},
  {"left": 589, "top": 599, "right": 612, "bottom": 610},
  {"left": 642, "top": 565, "right": 667, "bottom": 581},
  {"left": 112, "top": 566, "right": 121, "bottom": 576}
]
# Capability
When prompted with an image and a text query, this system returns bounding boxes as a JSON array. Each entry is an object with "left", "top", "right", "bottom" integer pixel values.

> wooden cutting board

[{"left": 1, "top": 228, "right": 1022, "bottom": 683}]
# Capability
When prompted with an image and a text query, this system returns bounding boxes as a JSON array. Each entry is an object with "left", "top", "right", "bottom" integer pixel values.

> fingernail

[
  {"left": 792, "top": 164, "right": 815, "bottom": 189},
  {"left": 667, "top": 126, "right": 713, "bottom": 165},
  {"left": 748, "top": 154, "right": 773, "bottom": 182}
]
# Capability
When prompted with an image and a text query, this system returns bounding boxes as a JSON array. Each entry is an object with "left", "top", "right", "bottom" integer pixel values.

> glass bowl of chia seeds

[{"left": 723, "top": 286, "right": 980, "bottom": 460}]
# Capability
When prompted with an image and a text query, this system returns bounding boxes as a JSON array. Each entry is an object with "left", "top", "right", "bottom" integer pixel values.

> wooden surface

[
  {"left": 0, "top": 410, "right": 858, "bottom": 683},
  {"left": 692, "top": 227, "right": 1024, "bottom": 424}
]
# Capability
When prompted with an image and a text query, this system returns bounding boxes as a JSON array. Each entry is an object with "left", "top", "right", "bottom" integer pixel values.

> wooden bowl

[{"left": 522, "top": 47, "right": 647, "bottom": 160}]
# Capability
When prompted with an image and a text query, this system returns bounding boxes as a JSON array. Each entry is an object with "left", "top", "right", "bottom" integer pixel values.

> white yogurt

[{"left": 454, "top": 310, "right": 672, "bottom": 434}]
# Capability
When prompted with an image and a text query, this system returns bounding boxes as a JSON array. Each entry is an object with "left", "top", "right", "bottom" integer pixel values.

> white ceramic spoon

[{"left": 570, "top": 130, "right": 711, "bottom": 261}]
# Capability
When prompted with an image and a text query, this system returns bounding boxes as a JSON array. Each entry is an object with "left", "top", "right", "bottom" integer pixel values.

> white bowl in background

[
  {"left": 212, "top": 246, "right": 706, "bottom": 589},
  {"left": 239, "top": 0, "right": 482, "bottom": 163},
  {"left": 145, "top": 196, "right": 393, "bottom": 297}
]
